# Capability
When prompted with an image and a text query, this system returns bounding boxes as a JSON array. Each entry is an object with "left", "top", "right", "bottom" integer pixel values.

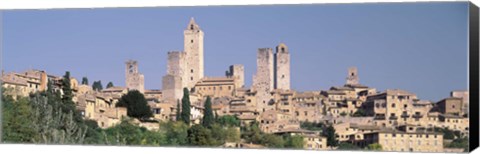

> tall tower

[
  {"left": 184, "top": 17, "right": 204, "bottom": 89},
  {"left": 226, "top": 64, "right": 245, "bottom": 88},
  {"left": 125, "top": 60, "right": 145, "bottom": 93},
  {"left": 253, "top": 48, "right": 274, "bottom": 112},
  {"left": 274, "top": 43, "right": 290, "bottom": 90},
  {"left": 346, "top": 67, "right": 359, "bottom": 85}
]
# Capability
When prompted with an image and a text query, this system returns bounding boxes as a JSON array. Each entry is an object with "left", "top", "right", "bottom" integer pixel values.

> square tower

[
  {"left": 125, "top": 60, "right": 145, "bottom": 93},
  {"left": 226, "top": 64, "right": 245, "bottom": 88},
  {"left": 184, "top": 17, "right": 204, "bottom": 89},
  {"left": 253, "top": 48, "right": 275, "bottom": 112},
  {"left": 346, "top": 67, "right": 359, "bottom": 85},
  {"left": 274, "top": 43, "right": 290, "bottom": 90}
]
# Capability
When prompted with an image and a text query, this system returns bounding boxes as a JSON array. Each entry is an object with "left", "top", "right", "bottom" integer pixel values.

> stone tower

[
  {"left": 253, "top": 48, "right": 275, "bottom": 112},
  {"left": 226, "top": 64, "right": 245, "bottom": 88},
  {"left": 162, "top": 51, "right": 187, "bottom": 103},
  {"left": 125, "top": 60, "right": 145, "bottom": 93},
  {"left": 346, "top": 67, "right": 359, "bottom": 85},
  {"left": 274, "top": 43, "right": 290, "bottom": 90},
  {"left": 184, "top": 17, "right": 204, "bottom": 89}
]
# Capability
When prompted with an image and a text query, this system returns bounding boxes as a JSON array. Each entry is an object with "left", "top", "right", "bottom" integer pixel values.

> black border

[{"left": 469, "top": 1, "right": 479, "bottom": 152}]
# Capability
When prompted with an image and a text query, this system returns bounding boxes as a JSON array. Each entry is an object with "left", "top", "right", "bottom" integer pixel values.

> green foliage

[
  {"left": 340, "top": 111, "right": 347, "bottom": 117},
  {"left": 176, "top": 100, "right": 181, "bottom": 121},
  {"left": 300, "top": 121, "right": 323, "bottom": 131},
  {"left": 261, "top": 134, "right": 285, "bottom": 148},
  {"left": 180, "top": 88, "right": 191, "bottom": 124},
  {"left": 202, "top": 96, "right": 214, "bottom": 128},
  {"left": 187, "top": 124, "right": 216, "bottom": 146},
  {"left": 216, "top": 115, "right": 240, "bottom": 127},
  {"left": 352, "top": 109, "right": 367, "bottom": 117},
  {"left": 2, "top": 97, "right": 36, "bottom": 143},
  {"left": 116, "top": 90, "right": 153, "bottom": 120},
  {"left": 446, "top": 137, "right": 469, "bottom": 151},
  {"left": 366, "top": 143, "right": 382, "bottom": 151},
  {"left": 337, "top": 142, "right": 361, "bottom": 150},
  {"left": 325, "top": 125, "right": 338, "bottom": 147},
  {"left": 241, "top": 122, "right": 263, "bottom": 144},
  {"left": 103, "top": 120, "right": 164, "bottom": 145},
  {"left": 284, "top": 135, "right": 304, "bottom": 149},
  {"left": 81, "top": 77, "right": 89, "bottom": 85},
  {"left": 92, "top": 80, "right": 103, "bottom": 91},
  {"left": 159, "top": 121, "right": 189, "bottom": 146},
  {"left": 106, "top": 82, "right": 114, "bottom": 89}
]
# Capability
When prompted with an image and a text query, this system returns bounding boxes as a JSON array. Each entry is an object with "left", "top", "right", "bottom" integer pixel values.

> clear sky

[{"left": 2, "top": 2, "right": 469, "bottom": 102}]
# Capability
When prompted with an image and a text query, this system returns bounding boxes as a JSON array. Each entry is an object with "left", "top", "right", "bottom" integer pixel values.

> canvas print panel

[{"left": 1, "top": 2, "right": 471, "bottom": 153}]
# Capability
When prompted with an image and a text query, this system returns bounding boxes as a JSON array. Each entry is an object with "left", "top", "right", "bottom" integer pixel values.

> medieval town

[{"left": 1, "top": 18, "right": 470, "bottom": 152}]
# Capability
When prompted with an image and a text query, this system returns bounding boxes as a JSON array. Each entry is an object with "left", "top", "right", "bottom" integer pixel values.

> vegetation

[
  {"left": 180, "top": 88, "right": 191, "bottom": 124},
  {"left": 337, "top": 142, "right": 361, "bottom": 150},
  {"left": 366, "top": 143, "right": 382, "bottom": 151},
  {"left": 106, "top": 82, "right": 114, "bottom": 89},
  {"left": 92, "top": 80, "right": 103, "bottom": 91},
  {"left": 340, "top": 111, "right": 347, "bottom": 117},
  {"left": 202, "top": 96, "right": 214, "bottom": 128},
  {"left": 352, "top": 109, "right": 367, "bottom": 117},
  {"left": 325, "top": 125, "right": 338, "bottom": 147},
  {"left": 300, "top": 121, "right": 323, "bottom": 131},
  {"left": 116, "top": 90, "right": 153, "bottom": 120},
  {"left": 446, "top": 137, "right": 469, "bottom": 151},
  {"left": 81, "top": 77, "right": 89, "bottom": 85},
  {"left": 175, "top": 100, "right": 181, "bottom": 121},
  {"left": 216, "top": 115, "right": 240, "bottom": 127}
]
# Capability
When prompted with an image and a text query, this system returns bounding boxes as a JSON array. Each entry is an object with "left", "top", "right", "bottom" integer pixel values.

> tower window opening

[
  {"left": 190, "top": 25, "right": 194, "bottom": 30},
  {"left": 191, "top": 40, "right": 194, "bottom": 43},
  {"left": 281, "top": 47, "right": 285, "bottom": 52}
]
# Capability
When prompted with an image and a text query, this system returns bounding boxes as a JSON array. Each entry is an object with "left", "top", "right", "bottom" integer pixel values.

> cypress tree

[
  {"left": 202, "top": 96, "right": 214, "bottom": 128},
  {"left": 176, "top": 99, "right": 181, "bottom": 121},
  {"left": 106, "top": 82, "right": 114, "bottom": 89},
  {"left": 180, "top": 88, "right": 191, "bottom": 124},
  {"left": 81, "top": 77, "right": 88, "bottom": 85}
]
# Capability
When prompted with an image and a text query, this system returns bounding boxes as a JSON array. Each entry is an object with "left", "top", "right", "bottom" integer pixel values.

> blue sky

[{"left": 2, "top": 2, "right": 469, "bottom": 101}]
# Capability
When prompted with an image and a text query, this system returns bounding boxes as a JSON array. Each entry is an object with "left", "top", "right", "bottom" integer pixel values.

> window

[
  {"left": 391, "top": 103, "right": 396, "bottom": 108},
  {"left": 190, "top": 25, "right": 194, "bottom": 30},
  {"left": 452, "top": 105, "right": 455, "bottom": 108},
  {"left": 191, "top": 40, "right": 194, "bottom": 43},
  {"left": 191, "top": 77, "right": 193, "bottom": 81},
  {"left": 191, "top": 69, "right": 193, "bottom": 73}
]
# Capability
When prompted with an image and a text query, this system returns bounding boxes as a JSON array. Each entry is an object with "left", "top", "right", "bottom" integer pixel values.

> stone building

[
  {"left": 193, "top": 77, "right": 236, "bottom": 98},
  {"left": 226, "top": 64, "right": 245, "bottom": 89},
  {"left": 162, "top": 18, "right": 205, "bottom": 103},
  {"left": 274, "top": 43, "right": 290, "bottom": 90},
  {"left": 346, "top": 67, "right": 359, "bottom": 85},
  {"left": 361, "top": 126, "right": 443, "bottom": 152},
  {"left": 451, "top": 90, "right": 469, "bottom": 114},
  {"left": 253, "top": 48, "right": 275, "bottom": 112},
  {"left": 125, "top": 60, "right": 145, "bottom": 93},
  {"left": 184, "top": 17, "right": 205, "bottom": 89}
]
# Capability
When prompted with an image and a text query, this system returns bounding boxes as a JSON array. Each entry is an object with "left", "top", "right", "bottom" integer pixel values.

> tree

[
  {"left": 325, "top": 125, "right": 338, "bottom": 147},
  {"left": 340, "top": 111, "right": 347, "bottom": 117},
  {"left": 158, "top": 121, "right": 189, "bottom": 146},
  {"left": 81, "top": 77, "right": 89, "bottom": 85},
  {"left": 176, "top": 100, "right": 181, "bottom": 121},
  {"left": 300, "top": 121, "right": 323, "bottom": 131},
  {"left": 352, "top": 109, "right": 367, "bottom": 117},
  {"left": 202, "top": 96, "right": 214, "bottom": 128},
  {"left": 337, "top": 142, "right": 361, "bottom": 150},
  {"left": 261, "top": 134, "right": 285, "bottom": 148},
  {"left": 106, "top": 82, "right": 114, "bottom": 89},
  {"left": 92, "top": 80, "right": 103, "bottom": 91},
  {"left": 366, "top": 143, "right": 382, "bottom": 151},
  {"left": 187, "top": 124, "right": 215, "bottom": 146},
  {"left": 217, "top": 115, "right": 240, "bottom": 127},
  {"left": 2, "top": 97, "right": 36, "bottom": 143},
  {"left": 180, "top": 88, "right": 191, "bottom": 124},
  {"left": 61, "top": 71, "right": 81, "bottom": 122},
  {"left": 116, "top": 90, "right": 153, "bottom": 120},
  {"left": 284, "top": 135, "right": 304, "bottom": 149}
]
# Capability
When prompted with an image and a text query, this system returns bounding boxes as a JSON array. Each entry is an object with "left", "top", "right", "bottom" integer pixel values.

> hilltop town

[{"left": 1, "top": 18, "right": 470, "bottom": 152}]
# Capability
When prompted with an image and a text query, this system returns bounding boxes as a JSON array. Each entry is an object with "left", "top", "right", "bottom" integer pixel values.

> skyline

[{"left": 2, "top": 2, "right": 469, "bottom": 101}]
